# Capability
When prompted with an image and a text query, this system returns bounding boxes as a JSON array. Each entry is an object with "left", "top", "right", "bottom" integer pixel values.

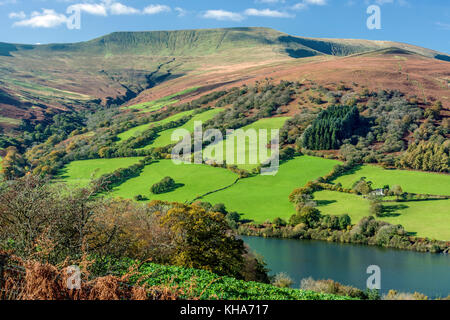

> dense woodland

[{"left": 302, "top": 105, "right": 361, "bottom": 150}]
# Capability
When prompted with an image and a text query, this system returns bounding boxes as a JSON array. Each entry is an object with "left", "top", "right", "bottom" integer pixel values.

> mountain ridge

[{"left": 1, "top": 27, "right": 448, "bottom": 60}]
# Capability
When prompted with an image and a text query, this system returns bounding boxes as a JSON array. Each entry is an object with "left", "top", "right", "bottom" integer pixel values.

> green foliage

[
  {"left": 290, "top": 206, "right": 321, "bottom": 228},
  {"left": 320, "top": 214, "right": 352, "bottom": 230},
  {"left": 121, "top": 262, "right": 354, "bottom": 300},
  {"left": 352, "top": 177, "right": 373, "bottom": 195}
]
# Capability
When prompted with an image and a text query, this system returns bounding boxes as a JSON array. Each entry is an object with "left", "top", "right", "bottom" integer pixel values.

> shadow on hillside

[
  {"left": 156, "top": 183, "right": 185, "bottom": 194},
  {"left": 330, "top": 165, "right": 363, "bottom": 183},
  {"left": 380, "top": 204, "right": 409, "bottom": 217},
  {"left": 316, "top": 200, "right": 338, "bottom": 206}
]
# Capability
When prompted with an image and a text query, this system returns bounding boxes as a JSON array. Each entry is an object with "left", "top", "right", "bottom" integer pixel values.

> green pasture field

[
  {"left": 124, "top": 87, "right": 199, "bottom": 112},
  {"left": 117, "top": 109, "right": 196, "bottom": 142},
  {"left": 202, "top": 156, "right": 341, "bottom": 222},
  {"left": 139, "top": 108, "right": 224, "bottom": 149},
  {"left": 111, "top": 159, "right": 238, "bottom": 203},
  {"left": 58, "top": 157, "right": 143, "bottom": 187},
  {"left": 333, "top": 165, "right": 450, "bottom": 196},
  {"left": 203, "top": 117, "right": 290, "bottom": 170},
  {"left": 314, "top": 190, "right": 450, "bottom": 240}
]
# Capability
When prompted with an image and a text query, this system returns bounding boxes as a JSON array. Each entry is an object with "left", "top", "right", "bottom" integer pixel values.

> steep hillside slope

[
  {"left": 132, "top": 48, "right": 450, "bottom": 114},
  {"left": 0, "top": 27, "right": 448, "bottom": 130}
]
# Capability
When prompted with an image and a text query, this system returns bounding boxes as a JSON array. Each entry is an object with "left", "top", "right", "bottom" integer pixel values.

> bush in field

[
  {"left": 134, "top": 194, "right": 145, "bottom": 201},
  {"left": 151, "top": 176, "right": 176, "bottom": 194},
  {"left": 370, "top": 200, "right": 384, "bottom": 217}
]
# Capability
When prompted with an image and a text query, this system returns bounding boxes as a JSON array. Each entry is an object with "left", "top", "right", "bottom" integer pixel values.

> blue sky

[{"left": 0, "top": 0, "right": 448, "bottom": 54}]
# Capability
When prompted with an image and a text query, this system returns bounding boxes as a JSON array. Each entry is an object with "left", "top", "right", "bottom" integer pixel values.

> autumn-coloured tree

[{"left": 159, "top": 203, "right": 246, "bottom": 279}]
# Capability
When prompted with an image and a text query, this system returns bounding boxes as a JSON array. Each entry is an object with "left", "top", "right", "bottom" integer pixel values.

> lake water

[{"left": 242, "top": 236, "right": 450, "bottom": 298}]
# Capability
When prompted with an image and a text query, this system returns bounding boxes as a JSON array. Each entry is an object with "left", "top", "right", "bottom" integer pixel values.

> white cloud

[
  {"left": 10, "top": 1, "right": 175, "bottom": 28},
  {"left": 8, "top": 11, "right": 26, "bottom": 19},
  {"left": 244, "top": 8, "right": 293, "bottom": 18},
  {"left": 202, "top": 10, "right": 244, "bottom": 22},
  {"left": 109, "top": 2, "right": 139, "bottom": 15},
  {"left": 13, "top": 9, "right": 68, "bottom": 28},
  {"left": 67, "top": 3, "right": 107, "bottom": 16},
  {"left": 67, "top": 1, "right": 142, "bottom": 16},
  {"left": 142, "top": 4, "right": 171, "bottom": 15},
  {"left": 292, "top": 0, "right": 327, "bottom": 11},
  {"left": 292, "top": 3, "right": 307, "bottom": 10}
]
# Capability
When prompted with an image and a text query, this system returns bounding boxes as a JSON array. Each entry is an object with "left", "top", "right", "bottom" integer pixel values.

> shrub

[
  {"left": 151, "top": 177, "right": 176, "bottom": 194},
  {"left": 383, "top": 290, "right": 428, "bottom": 300},
  {"left": 300, "top": 277, "right": 367, "bottom": 299},
  {"left": 272, "top": 273, "right": 294, "bottom": 288},
  {"left": 273, "top": 217, "right": 287, "bottom": 228}
]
